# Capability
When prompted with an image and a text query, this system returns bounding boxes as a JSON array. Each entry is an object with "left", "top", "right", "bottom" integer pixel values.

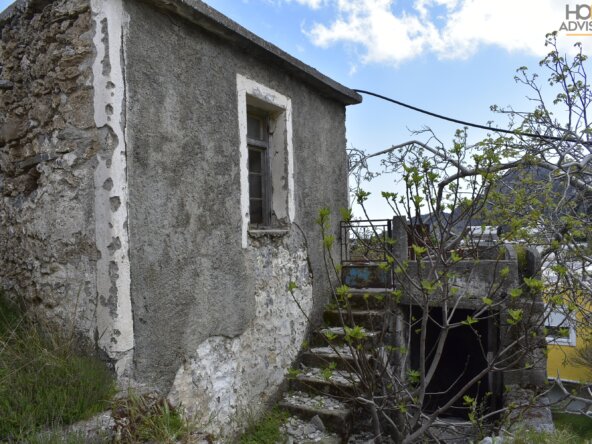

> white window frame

[
  {"left": 237, "top": 75, "right": 294, "bottom": 248},
  {"left": 545, "top": 309, "right": 577, "bottom": 347}
]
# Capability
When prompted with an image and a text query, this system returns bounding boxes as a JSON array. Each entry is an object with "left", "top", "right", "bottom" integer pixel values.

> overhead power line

[{"left": 354, "top": 89, "right": 590, "bottom": 146}]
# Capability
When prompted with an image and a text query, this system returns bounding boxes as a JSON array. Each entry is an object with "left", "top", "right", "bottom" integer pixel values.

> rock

[
  {"left": 0, "top": 79, "right": 14, "bottom": 89},
  {"left": 310, "top": 414, "right": 326, "bottom": 432},
  {"left": 303, "top": 423, "right": 317, "bottom": 435},
  {"left": 65, "top": 410, "right": 114, "bottom": 442},
  {"left": 318, "top": 437, "right": 342, "bottom": 444},
  {"left": 1, "top": 114, "right": 27, "bottom": 143}
]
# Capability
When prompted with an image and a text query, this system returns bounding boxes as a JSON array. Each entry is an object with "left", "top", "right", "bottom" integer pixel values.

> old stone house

[{"left": 0, "top": 0, "right": 361, "bottom": 433}]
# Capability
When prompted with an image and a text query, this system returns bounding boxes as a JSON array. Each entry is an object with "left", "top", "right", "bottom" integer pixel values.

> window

[
  {"left": 546, "top": 309, "right": 576, "bottom": 346},
  {"left": 237, "top": 75, "right": 294, "bottom": 248},
  {"left": 247, "top": 109, "right": 270, "bottom": 226}
]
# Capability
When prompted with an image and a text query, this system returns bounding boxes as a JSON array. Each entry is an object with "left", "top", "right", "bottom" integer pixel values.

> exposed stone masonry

[{"left": 0, "top": 0, "right": 104, "bottom": 346}]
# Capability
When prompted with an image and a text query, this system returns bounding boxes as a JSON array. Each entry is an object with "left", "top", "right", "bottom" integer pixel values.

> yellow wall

[{"left": 548, "top": 339, "right": 591, "bottom": 383}]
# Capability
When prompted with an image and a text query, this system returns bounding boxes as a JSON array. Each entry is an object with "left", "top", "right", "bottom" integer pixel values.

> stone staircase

[{"left": 279, "top": 264, "right": 393, "bottom": 443}]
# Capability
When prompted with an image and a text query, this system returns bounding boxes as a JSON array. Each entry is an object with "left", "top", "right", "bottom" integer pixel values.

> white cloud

[
  {"left": 288, "top": 0, "right": 327, "bottom": 9},
  {"left": 296, "top": 0, "right": 590, "bottom": 65}
]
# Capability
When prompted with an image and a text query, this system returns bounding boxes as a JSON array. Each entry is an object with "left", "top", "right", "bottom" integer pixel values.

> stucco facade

[{"left": 0, "top": 0, "right": 361, "bottom": 435}]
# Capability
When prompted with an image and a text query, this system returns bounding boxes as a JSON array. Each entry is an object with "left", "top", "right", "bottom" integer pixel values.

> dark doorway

[{"left": 408, "top": 306, "right": 497, "bottom": 418}]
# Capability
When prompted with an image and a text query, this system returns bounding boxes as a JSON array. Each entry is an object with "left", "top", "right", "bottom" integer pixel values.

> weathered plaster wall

[
  {"left": 0, "top": 0, "right": 101, "bottom": 344},
  {"left": 123, "top": 0, "right": 347, "bottom": 427},
  {"left": 168, "top": 231, "right": 313, "bottom": 435}
]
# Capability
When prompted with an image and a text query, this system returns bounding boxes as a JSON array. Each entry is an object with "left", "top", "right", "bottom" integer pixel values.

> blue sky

[
  {"left": 1, "top": 0, "right": 591, "bottom": 217},
  {"left": 204, "top": 0, "right": 592, "bottom": 216}
]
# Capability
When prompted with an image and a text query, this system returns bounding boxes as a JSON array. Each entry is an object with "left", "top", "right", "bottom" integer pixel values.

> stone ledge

[{"left": 248, "top": 228, "right": 290, "bottom": 239}]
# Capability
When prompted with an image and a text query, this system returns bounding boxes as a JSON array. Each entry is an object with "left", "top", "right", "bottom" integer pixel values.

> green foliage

[
  {"left": 287, "top": 368, "right": 302, "bottom": 379},
  {"left": 239, "top": 408, "right": 289, "bottom": 444},
  {"left": 461, "top": 315, "right": 478, "bottom": 326},
  {"left": 462, "top": 395, "right": 475, "bottom": 407},
  {"left": 523, "top": 277, "right": 544, "bottom": 292},
  {"left": 570, "top": 340, "right": 592, "bottom": 378},
  {"left": 335, "top": 285, "right": 350, "bottom": 298},
  {"left": 411, "top": 244, "right": 427, "bottom": 256},
  {"left": 391, "top": 289, "right": 402, "bottom": 303},
  {"left": 510, "top": 425, "right": 580, "bottom": 444},
  {"left": 112, "top": 391, "right": 193, "bottom": 443},
  {"left": 507, "top": 308, "right": 523, "bottom": 325},
  {"left": 356, "top": 189, "right": 371, "bottom": 204},
  {"left": 26, "top": 430, "right": 90, "bottom": 444},
  {"left": 339, "top": 207, "right": 353, "bottom": 222},
  {"left": 0, "top": 293, "right": 115, "bottom": 441},
  {"left": 407, "top": 369, "right": 420, "bottom": 384},
  {"left": 553, "top": 411, "right": 592, "bottom": 440},
  {"left": 323, "top": 234, "right": 335, "bottom": 249},
  {"left": 0, "top": 294, "right": 22, "bottom": 336},
  {"left": 321, "top": 362, "right": 337, "bottom": 381},
  {"left": 323, "top": 330, "right": 338, "bottom": 342},
  {"left": 514, "top": 245, "right": 528, "bottom": 272},
  {"left": 316, "top": 208, "right": 331, "bottom": 229},
  {"left": 450, "top": 250, "right": 462, "bottom": 263},
  {"left": 509, "top": 287, "right": 523, "bottom": 299},
  {"left": 344, "top": 325, "right": 367, "bottom": 343}
]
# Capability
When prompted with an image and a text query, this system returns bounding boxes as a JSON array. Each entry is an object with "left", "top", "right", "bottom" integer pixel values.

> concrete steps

[
  {"left": 300, "top": 346, "right": 374, "bottom": 373},
  {"left": 311, "top": 327, "right": 383, "bottom": 348},
  {"left": 323, "top": 309, "right": 386, "bottom": 330},
  {"left": 277, "top": 266, "right": 394, "bottom": 442}
]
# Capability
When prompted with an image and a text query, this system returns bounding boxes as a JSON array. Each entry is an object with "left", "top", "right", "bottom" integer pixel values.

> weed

[
  {"left": 239, "top": 408, "right": 288, "bottom": 444},
  {"left": 26, "top": 430, "right": 90, "bottom": 444},
  {"left": 553, "top": 411, "right": 592, "bottom": 440},
  {"left": 321, "top": 362, "right": 337, "bottom": 380},
  {"left": 112, "top": 390, "right": 193, "bottom": 443},
  {"left": 287, "top": 368, "right": 302, "bottom": 379},
  {"left": 0, "top": 292, "right": 115, "bottom": 441},
  {"left": 510, "top": 426, "right": 580, "bottom": 444}
]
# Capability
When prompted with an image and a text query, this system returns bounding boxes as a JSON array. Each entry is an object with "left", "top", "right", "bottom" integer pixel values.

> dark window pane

[
  {"left": 248, "top": 149, "right": 262, "bottom": 173},
  {"left": 249, "top": 174, "right": 263, "bottom": 198},
  {"left": 546, "top": 325, "right": 569, "bottom": 339},
  {"left": 250, "top": 199, "right": 263, "bottom": 224},
  {"left": 247, "top": 115, "right": 261, "bottom": 140}
]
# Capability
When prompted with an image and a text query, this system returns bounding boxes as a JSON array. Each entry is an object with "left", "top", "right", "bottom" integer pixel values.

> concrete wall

[
  {"left": 122, "top": 0, "right": 348, "bottom": 433},
  {"left": 0, "top": 0, "right": 101, "bottom": 346}
]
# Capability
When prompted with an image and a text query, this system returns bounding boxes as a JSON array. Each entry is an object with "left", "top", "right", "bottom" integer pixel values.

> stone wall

[{"left": 0, "top": 0, "right": 102, "bottom": 346}]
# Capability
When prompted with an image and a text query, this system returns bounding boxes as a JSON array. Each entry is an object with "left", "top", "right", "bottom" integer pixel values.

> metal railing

[{"left": 340, "top": 219, "right": 394, "bottom": 262}]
